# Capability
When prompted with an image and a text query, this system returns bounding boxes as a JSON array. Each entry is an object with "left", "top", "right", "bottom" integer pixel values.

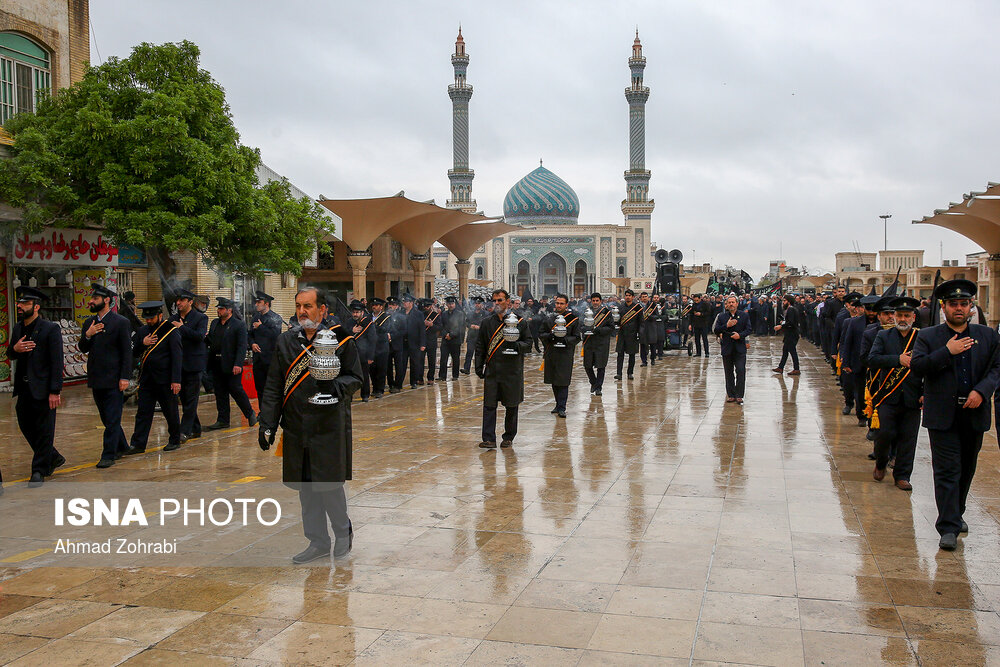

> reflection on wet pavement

[{"left": 0, "top": 338, "right": 998, "bottom": 664}]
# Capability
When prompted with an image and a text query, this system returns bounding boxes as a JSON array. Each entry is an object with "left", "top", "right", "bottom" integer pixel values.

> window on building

[
  {"left": 439, "top": 261, "right": 447, "bottom": 275},
  {"left": 1, "top": 33, "right": 51, "bottom": 124},
  {"left": 476, "top": 265, "right": 484, "bottom": 279}
]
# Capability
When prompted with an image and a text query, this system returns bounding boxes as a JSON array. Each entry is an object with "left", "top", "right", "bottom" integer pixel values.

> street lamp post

[{"left": 879, "top": 213, "right": 892, "bottom": 251}]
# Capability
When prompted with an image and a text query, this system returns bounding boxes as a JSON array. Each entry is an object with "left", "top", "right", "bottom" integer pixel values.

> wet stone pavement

[{"left": 0, "top": 337, "right": 998, "bottom": 665}]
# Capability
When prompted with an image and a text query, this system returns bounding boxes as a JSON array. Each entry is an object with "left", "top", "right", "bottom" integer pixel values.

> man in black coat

[
  {"left": 349, "top": 300, "right": 376, "bottom": 402},
  {"left": 868, "top": 297, "right": 922, "bottom": 489},
  {"left": 821, "top": 286, "right": 846, "bottom": 363},
  {"left": 128, "top": 301, "right": 182, "bottom": 453},
  {"left": 169, "top": 288, "right": 208, "bottom": 443},
  {"left": 841, "top": 294, "right": 879, "bottom": 427},
  {"left": 437, "top": 296, "right": 466, "bottom": 380},
  {"left": 911, "top": 280, "right": 1000, "bottom": 550},
  {"left": 258, "top": 287, "right": 363, "bottom": 563},
  {"left": 475, "top": 289, "right": 532, "bottom": 448},
  {"left": 369, "top": 298, "right": 391, "bottom": 398},
  {"left": 462, "top": 297, "right": 486, "bottom": 375},
  {"left": 402, "top": 294, "right": 426, "bottom": 388},
  {"left": 713, "top": 295, "right": 752, "bottom": 404},
  {"left": 773, "top": 294, "right": 801, "bottom": 374},
  {"left": 386, "top": 297, "right": 407, "bottom": 392},
  {"left": 615, "top": 290, "right": 642, "bottom": 381},
  {"left": 422, "top": 299, "right": 443, "bottom": 384},
  {"left": 249, "top": 291, "right": 284, "bottom": 405},
  {"left": 206, "top": 297, "right": 257, "bottom": 429},
  {"left": 638, "top": 292, "right": 661, "bottom": 366},
  {"left": 582, "top": 292, "right": 615, "bottom": 396},
  {"left": 6, "top": 286, "right": 64, "bottom": 488},
  {"left": 539, "top": 294, "right": 580, "bottom": 418},
  {"left": 688, "top": 293, "right": 713, "bottom": 357},
  {"left": 79, "top": 283, "right": 133, "bottom": 467}
]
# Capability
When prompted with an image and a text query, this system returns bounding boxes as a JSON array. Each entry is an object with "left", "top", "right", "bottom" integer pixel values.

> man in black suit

[
  {"left": 248, "top": 290, "right": 284, "bottom": 405},
  {"left": 402, "top": 294, "right": 426, "bottom": 388},
  {"left": 422, "top": 299, "right": 443, "bottom": 385},
  {"left": 128, "top": 301, "right": 182, "bottom": 453},
  {"left": 867, "top": 297, "right": 922, "bottom": 490},
  {"left": 462, "top": 297, "right": 485, "bottom": 374},
  {"left": 773, "top": 293, "right": 801, "bottom": 375},
  {"left": 614, "top": 289, "right": 642, "bottom": 381},
  {"left": 841, "top": 294, "right": 879, "bottom": 427},
  {"left": 688, "top": 293, "right": 712, "bottom": 357},
  {"left": 206, "top": 297, "right": 257, "bottom": 429},
  {"left": 169, "top": 288, "right": 208, "bottom": 443},
  {"left": 438, "top": 296, "right": 466, "bottom": 380},
  {"left": 713, "top": 295, "right": 752, "bottom": 404},
  {"left": 349, "top": 300, "right": 376, "bottom": 402},
  {"left": 79, "top": 283, "right": 133, "bottom": 468},
  {"left": 582, "top": 292, "right": 615, "bottom": 395},
  {"left": 369, "top": 298, "right": 391, "bottom": 398},
  {"left": 6, "top": 286, "right": 65, "bottom": 488},
  {"left": 911, "top": 280, "right": 1000, "bottom": 551}
]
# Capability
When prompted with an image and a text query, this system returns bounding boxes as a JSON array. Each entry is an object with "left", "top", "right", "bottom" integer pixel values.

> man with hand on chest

[
  {"left": 206, "top": 297, "right": 257, "bottom": 430},
  {"left": 128, "top": 301, "right": 182, "bottom": 453},
  {"left": 249, "top": 291, "right": 283, "bottom": 406}
]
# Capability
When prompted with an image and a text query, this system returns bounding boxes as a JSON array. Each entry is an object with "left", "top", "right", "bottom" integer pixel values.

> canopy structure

[
  {"left": 318, "top": 193, "right": 501, "bottom": 298},
  {"left": 437, "top": 220, "right": 520, "bottom": 298},
  {"left": 913, "top": 182, "right": 1000, "bottom": 325}
]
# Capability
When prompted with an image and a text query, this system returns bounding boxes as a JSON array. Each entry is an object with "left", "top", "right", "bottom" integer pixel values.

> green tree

[{"left": 0, "top": 40, "right": 329, "bottom": 299}]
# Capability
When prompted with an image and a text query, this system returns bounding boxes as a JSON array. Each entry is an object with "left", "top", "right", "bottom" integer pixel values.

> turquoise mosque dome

[{"left": 502, "top": 164, "right": 580, "bottom": 225}]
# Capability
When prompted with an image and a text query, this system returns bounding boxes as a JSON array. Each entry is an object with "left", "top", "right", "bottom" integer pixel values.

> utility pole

[{"left": 879, "top": 213, "right": 892, "bottom": 251}]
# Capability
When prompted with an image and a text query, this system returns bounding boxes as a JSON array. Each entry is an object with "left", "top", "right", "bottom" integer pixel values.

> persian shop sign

[{"left": 13, "top": 229, "right": 119, "bottom": 266}]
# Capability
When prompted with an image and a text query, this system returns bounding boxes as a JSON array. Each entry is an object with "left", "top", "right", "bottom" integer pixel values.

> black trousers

[
  {"left": 358, "top": 360, "right": 371, "bottom": 400},
  {"left": 552, "top": 385, "right": 569, "bottom": 411},
  {"left": 482, "top": 404, "right": 519, "bottom": 443},
  {"left": 841, "top": 369, "right": 856, "bottom": 408},
  {"left": 299, "top": 449, "right": 349, "bottom": 549},
  {"left": 371, "top": 351, "right": 389, "bottom": 395},
  {"left": 722, "top": 351, "right": 747, "bottom": 399},
  {"left": 424, "top": 343, "right": 438, "bottom": 381},
  {"left": 640, "top": 343, "right": 659, "bottom": 363},
  {"left": 93, "top": 387, "right": 129, "bottom": 461},
  {"left": 874, "top": 402, "right": 920, "bottom": 481},
  {"left": 211, "top": 363, "right": 255, "bottom": 424},
  {"left": 928, "top": 413, "right": 984, "bottom": 536},
  {"left": 438, "top": 339, "right": 462, "bottom": 379},
  {"left": 131, "top": 382, "right": 180, "bottom": 450},
  {"left": 854, "top": 368, "right": 868, "bottom": 421},
  {"left": 777, "top": 338, "right": 799, "bottom": 370},
  {"left": 389, "top": 348, "right": 407, "bottom": 389},
  {"left": 463, "top": 340, "right": 476, "bottom": 372},
  {"left": 584, "top": 364, "right": 606, "bottom": 390},
  {"left": 407, "top": 347, "right": 423, "bottom": 386},
  {"left": 179, "top": 370, "right": 203, "bottom": 437},
  {"left": 616, "top": 352, "right": 636, "bottom": 377},
  {"left": 15, "top": 394, "right": 59, "bottom": 475},
  {"left": 692, "top": 327, "right": 710, "bottom": 355},
  {"left": 252, "top": 360, "right": 270, "bottom": 405}
]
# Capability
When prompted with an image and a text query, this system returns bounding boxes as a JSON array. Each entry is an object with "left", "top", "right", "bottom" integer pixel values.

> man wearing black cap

[
  {"left": 911, "top": 279, "right": 1000, "bottom": 550},
  {"left": 79, "top": 284, "right": 134, "bottom": 467},
  {"left": 462, "top": 297, "right": 485, "bottom": 375},
  {"left": 615, "top": 289, "right": 642, "bottom": 381},
  {"left": 841, "top": 292, "right": 880, "bottom": 427},
  {"left": 169, "top": 288, "right": 208, "bottom": 442},
  {"left": 401, "top": 294, "right": 426, "bottom": 388},
  {"left": 206, "top": 297, "right": 257, "bottom": 429},
  {"left": 582, "top": 292, "right": 615, "bottom": 395},
  {"left": 437, "top": 296, "right": 466, "bottom": 381},
  {"left": 821, "top": 285, "right": 847, "bottom": 365},
  {"left": 6, "top": 286, "right": 65, "bottom": 488},
  {"left": 349, "top": 300, "right": 375, "bottom": 402},
  {"left": 867, "top": 297, "right": 921, "bottom": 490},
  {"left": 422, "top": 299, "right": 442, "bottom": 385},
  {"left": 385, "top": 296, "right": 406, "bottom": 393},
  {"left": 128, "top": 301, "right": 182, "bottom": 453},
  {"left": 835, "top": 293, "right": 862, "bottom": 414},
  {"left": 369, "top": 298, "right": 391, "bottom": 398},
  {"left": 249, "top": 291, "right": 284, "bottom": 404},
  {"left": 688, "top": 294, "right": 712, "bottom": 357}
]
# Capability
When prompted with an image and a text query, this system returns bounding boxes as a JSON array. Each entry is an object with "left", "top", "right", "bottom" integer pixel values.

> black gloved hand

[{"left": 258, "top": 427, "right": 275, "bottom": 451}]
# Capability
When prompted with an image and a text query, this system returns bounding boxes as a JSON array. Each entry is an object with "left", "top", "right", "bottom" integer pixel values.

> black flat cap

[
  {"left": 90, "top": 283, "right": 117, "bottom": 299},
  {"left": 15, "top": 286, "right": 47, "bottom": 303},
  {"left": 138, "top": 300, "right": 164, "bottom": 317},
  {"left": 935, "top": 279, "right": 976, "bottom": 301}
]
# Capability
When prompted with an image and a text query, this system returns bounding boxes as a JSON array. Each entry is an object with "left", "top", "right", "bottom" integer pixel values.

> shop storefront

[{"left": 2, "top": 228, "right": 123, "bottom": 388}]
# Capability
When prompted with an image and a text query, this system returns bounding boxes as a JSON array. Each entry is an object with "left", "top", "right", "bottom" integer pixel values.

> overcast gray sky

[{"left": 90, "top": 0, "right": 998, "bottom": 279}]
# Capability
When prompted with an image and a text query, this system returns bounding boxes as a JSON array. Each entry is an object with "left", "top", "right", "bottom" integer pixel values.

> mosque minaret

[{"left": 446, "top": 28, "right": 476, "bottom": 213}]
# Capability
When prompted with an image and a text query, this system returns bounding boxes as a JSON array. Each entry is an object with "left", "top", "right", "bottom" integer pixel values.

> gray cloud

[{"left": 90, "top": 0, "right": 999, "bottom": 278}]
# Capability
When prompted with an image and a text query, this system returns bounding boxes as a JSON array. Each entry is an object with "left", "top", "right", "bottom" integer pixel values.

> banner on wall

[
  {"left": 73, "top": 269, "right": 106, "bottom": 326},
  {"left": 12, "top": 229, "right": 119, "bottom": 267}
]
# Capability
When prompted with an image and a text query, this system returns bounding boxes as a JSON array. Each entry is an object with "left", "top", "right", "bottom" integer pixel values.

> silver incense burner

[
  {"left": 553, "top": 313, "right": 567, "bottom": 347},
  {"left": 501, "top": 312, "right": 520, "bottom": 354},
  {"left": 612, "top": 305, "right": 620, "bottom": 323},
  {"left": 583, "top": 307, "right": 595, "bottom": 336},
  {"left": 308, "top": 328, "right": 341, "bottom": 405}
]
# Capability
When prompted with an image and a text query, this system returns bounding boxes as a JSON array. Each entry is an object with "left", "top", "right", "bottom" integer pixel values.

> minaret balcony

[
  {"left": 448, "top": 85, "right": 474, "bottom": 100},
  {"left": 625, "top": 87, "right": 650, "bottom": 102}
]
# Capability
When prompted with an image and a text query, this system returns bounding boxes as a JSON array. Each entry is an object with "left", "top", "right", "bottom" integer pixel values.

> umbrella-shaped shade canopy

[
  {"left": 912, "top": 182, "right": 1000, "bottom": 254},
  {"left": 437, "top": 221, "right": 521, "bottom": 260},
  {"left": 318, "top": 194, "right": 496, "bottom": 254}
]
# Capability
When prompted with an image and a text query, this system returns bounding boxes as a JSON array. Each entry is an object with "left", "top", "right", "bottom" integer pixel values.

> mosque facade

[{"left": 439, "top": 31, "right": 656, "bottom": 298}]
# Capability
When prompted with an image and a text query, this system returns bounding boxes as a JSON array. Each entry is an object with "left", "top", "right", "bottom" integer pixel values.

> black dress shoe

[
  {"left": 614, "top": 375, "right": 622, "bottom": 381},
  {"left": 867, "top": 452, "right": 876, "bottom": 460},
  {"left": 500, "top": 440, "right": 513, "bottom": 448},
  {"left": 390, "top": 387, "right": 401, "bottom": 393},
  {"left": 47, "top": 454, "right": 66, "bottom": 476},
  {"left": 373, "top": 393, "right": 383, "bottom": 399},
  {"left": 557, "top": 410, "right": 567, "bottom": 418},
  {"left": 627, "top": 375, "right": 634, "bottom": 380},
  {"left": 206, "top": 422, "right": 229, "bottom": 430},
  {"left": 866, "top": 430, "right": 876, "bottom": 442},
  {"left": 179, "top": 434, "right": 191, "bottom": 444},
  {"left": 28, "top": 472, "right": 44, "bottom": 488},
  {"left": 247, "top": 413, "right": 258, "bottom": 428},
  {"left": 362, "top": 398, "right": 369, "bottom": 403},
  {"left": 123, "top": 446, "right": 145, "bottom": 456},
  {"left": 841, "top": 406, "right": 852, "bottom": 415},
  {"left": 550, "top": 408, "right": 559, "bottom": 414},
  {"left": 857, "top": 419, "right": 867, "bottom": 427},
  {"left": 292, "top": 544, "right": 330, "bottom": 564},
  {"left": 939, "top": 533, "right": 958, "bottom": 551},
  {"left": 460, "top": 369, "right": 470, "bottom": 375},
  {"left": 334, "top": 521, "right": 353, "bottom": 559},
  {"left": 594, "top": 389, "right": 602, "bottom": 396},
  {"left": 479, "top": 441, "right": 497, "bottom": 449},
  {"left": 163, "top": 442, "right": 180, "bottom": 452},
  {"left": 640, "top": 363, "right": 648, "bottom": 367},
  {"left": 960, "top": 521, "right": 969, "bottom": 534},
  {"left": 96, "top": 458, "right": 115, "bottom": 469}
]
